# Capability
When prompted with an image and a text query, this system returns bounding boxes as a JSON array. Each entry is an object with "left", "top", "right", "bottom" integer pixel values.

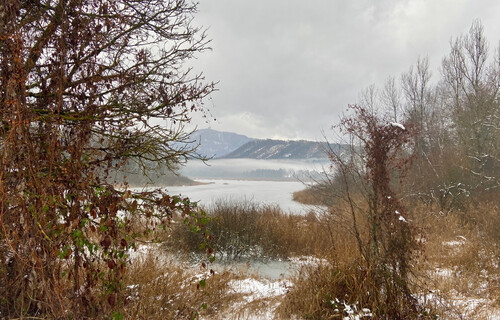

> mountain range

[
  {"left": 190, "top": 128, "right": 254, "bottom": 158},
  {"left": 223, "top": 139, "right": 335, "bottom": 159},
  {"left": 191, "top": 129, "right": 342, "bottom": 159}
]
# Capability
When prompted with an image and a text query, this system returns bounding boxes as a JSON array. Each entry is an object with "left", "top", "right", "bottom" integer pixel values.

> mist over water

[
  {"left": 179, "top": 158, "right": 329, "bottom": 181},
  {"left": 168, "top": 158, "right": 330, "bottom": 214}
]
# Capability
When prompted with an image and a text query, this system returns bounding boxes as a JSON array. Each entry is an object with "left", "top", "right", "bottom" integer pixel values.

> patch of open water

[
  {"left": 165, "top": 179, "right": 316, "bottom": 215},
  {"left": 212, "top": 259, "right": 295, "bottom": 280}
]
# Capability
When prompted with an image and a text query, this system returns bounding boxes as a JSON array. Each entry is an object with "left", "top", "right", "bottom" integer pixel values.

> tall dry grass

[
  {"left": 410, "top": 202, "right": 500, "bottom": 319},
  {"left": 277, "top": 206, "right": 432, "bottom": 319},
  {"left": 276, "top": 200, "right": 500, "bottom": 319},
  {"left": 166, "top": 200, "right": 335, "bottom": 260},
  {"left": 123, "top": 252, "right": 242, "bottom": 319}
]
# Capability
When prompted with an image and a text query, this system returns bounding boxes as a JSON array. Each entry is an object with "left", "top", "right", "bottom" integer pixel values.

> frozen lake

[{"left": 165, "top": 179, "right": 315, "bottom": 215}]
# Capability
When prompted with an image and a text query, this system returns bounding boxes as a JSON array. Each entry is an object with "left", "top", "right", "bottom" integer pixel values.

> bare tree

[
  {"left": 441, "top": 20, "right": 500, "bottom": 194},
  {"left": 381, "top": 76, "right": 402, "bottom": 122},
  {"left": 358, "top": 84, "right": 379, "bottom": 116},
  {"left": 401, "top": 57, "right": 433, "bottom": 147},
  {"left": 0, "top": 0, "right": 213, "bottom": 318}
]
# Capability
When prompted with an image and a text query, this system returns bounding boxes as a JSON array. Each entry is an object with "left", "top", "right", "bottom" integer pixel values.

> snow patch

[
  {"left": 330, "top": 298, "right": 373, "bottom": 319},
  {"left": 442, "top": 236, "right": 467, "bottom": 247},
  {"left": 228, "top": 278, "right": 292, "bottom": 302},
  {"left": 390, "top": 122, "right": 406, "bottom": 130},
  {"left": 289, "top": 255, "right": 329, "bottom": 267}
]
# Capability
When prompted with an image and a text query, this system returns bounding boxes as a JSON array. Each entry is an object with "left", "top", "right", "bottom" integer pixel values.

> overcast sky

[{"left": 189, "top": 0, "right": 500, "bottom": 141}]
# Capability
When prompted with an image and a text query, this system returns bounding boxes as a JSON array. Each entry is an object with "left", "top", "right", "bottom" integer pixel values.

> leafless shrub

[{"left": 316, "top": 105, "right": 425, "bottom": 318}]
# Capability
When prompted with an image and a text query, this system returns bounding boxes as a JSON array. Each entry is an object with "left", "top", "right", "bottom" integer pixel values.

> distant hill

[
  {"left": 190, "top": 128, "right": 254, "bottom": 158},
  {"left": 223, "top": 139, "right": 343, "bottom": 159},
  {"left": 111, "top": 162, "right": 200, "bottom": 187}
]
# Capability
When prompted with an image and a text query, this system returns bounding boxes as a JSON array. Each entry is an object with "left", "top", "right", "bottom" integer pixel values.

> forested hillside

[{"left": 223, "top": 139, "right": 344, "bottom": 159}]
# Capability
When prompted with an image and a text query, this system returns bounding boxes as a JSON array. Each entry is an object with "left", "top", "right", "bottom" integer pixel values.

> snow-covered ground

[
  {"left": 203, "top": 278, "right": 292, "bottom": 320},
  {"left": 417, "top": 239, "right": 500, "bottom": 319}
]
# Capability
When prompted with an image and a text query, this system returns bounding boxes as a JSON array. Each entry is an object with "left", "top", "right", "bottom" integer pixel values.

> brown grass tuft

[{"left": 123, "top": 252, "right": 242, "bottom": 319}]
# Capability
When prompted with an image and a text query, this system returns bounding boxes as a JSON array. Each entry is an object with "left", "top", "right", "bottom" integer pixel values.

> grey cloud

[{"left": 190, "top": 0, "right": 500, "bottom": 140}]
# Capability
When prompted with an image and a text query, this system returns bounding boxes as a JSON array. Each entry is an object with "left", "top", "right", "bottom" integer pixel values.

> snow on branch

[{"left": 390, "top": 122, "right": 406, "bottom": 130}]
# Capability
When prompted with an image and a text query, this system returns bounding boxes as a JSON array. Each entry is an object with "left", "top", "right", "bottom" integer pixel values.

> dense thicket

[
  {"left": 357, "top": 20, "right": 500, "bottom": 211},
  {"left": 0, "top": 0, "right": 213, "bottom": 318}
]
